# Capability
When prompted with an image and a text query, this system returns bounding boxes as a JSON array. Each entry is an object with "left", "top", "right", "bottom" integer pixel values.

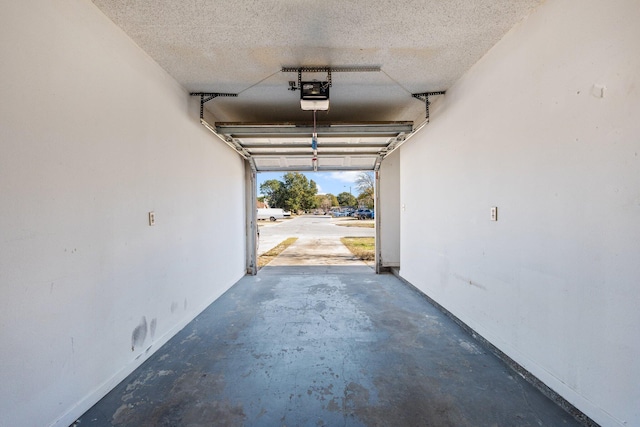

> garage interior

[{"left": 1, "top": 1, "right": 638, "bottom": 426}]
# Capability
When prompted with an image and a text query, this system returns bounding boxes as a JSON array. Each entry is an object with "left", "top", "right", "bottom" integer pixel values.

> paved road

[{"left": 257, "top": 215, "right": 374, "bottom": 257}]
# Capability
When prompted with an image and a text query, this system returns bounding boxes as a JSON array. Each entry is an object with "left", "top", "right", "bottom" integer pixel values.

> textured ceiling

[{"left": 91, "top": 0, "right": 542, "bottom": 124}]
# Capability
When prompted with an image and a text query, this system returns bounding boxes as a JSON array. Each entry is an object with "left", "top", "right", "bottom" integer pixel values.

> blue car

[{"left": 355, "top": 209, "right": 374, "bottom": 220}]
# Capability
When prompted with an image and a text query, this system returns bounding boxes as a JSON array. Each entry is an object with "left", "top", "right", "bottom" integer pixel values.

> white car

[{"left": 257, "top": 208, "right": 284, "bottom": 221}]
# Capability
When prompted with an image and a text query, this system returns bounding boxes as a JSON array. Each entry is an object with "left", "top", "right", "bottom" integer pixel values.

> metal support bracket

[
  {"left": 281, "top": 66, "right": 380, "bottom": 73},
  {"left": 412, "top": 91, "right": 446, "bottom": 121},
  {"left": 283, "top": 66, "right": 379, "bottom": 91},
  {"left": 190, "top": 92, "right": 238, "bottom": 120}
]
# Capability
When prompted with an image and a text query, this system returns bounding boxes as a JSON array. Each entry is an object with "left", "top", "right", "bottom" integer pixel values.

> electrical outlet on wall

[
  {"left": 148, "top": 211, "right": 156, "bottom": 226},
  {"left": 490, "top": 207, "right": 498, "bottom": 221}
]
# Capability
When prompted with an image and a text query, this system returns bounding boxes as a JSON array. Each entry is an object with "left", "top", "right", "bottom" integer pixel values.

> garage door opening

[
  {"left": 255, "top": 171, "right": 376, "bottom": 270},
  {"left": 222, "top": 121, "right": 407, "bottom": 275}
]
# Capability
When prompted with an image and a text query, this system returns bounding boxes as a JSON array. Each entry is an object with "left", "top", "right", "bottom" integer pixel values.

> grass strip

[
  {"left": 341, "top": 237, "right": 375, "bottom": 261},
  {"left": 258, "top": 237, "right": 298, "bottom": 268},
  {"left": 335, "top": 221, "right": 374, "bottom": 228}
]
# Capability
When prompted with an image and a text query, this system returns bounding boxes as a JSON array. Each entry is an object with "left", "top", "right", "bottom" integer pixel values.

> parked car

[
  {"left": 257, "top": 208, "right": 284, "bottom": 221},
  {"left": 355, "top": 209, "right": 374, "bottom": 220}
]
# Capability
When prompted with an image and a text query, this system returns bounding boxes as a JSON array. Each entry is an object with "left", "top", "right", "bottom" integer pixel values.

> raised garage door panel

[{"left": 215, "top": 122, "right": 413, "bottom": 172}]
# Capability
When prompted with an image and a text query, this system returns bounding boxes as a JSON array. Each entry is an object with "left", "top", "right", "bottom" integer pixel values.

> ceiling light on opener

[{"left": 300, "top": 81, "right": 329, "bottom": 111}]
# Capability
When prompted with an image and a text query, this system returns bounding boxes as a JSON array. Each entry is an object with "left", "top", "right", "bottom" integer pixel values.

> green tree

[
  {"left": 305, "top": 179, "right": 319, "bottom": 210},
  {"left": 315, "top": 195, "right": 327, "bottom": 210},
  {"left": 326, "top": 193, "right": 339, "bottom": 207},
  {"left": 337, "top": 191, "right": 357, "bottom": 207},
  {"left": 279, "top": 172, "right": 319, "bottom": 212},
  {"left": 357, "top": 189, "right": 374, "bottom": 209},
  {"left": 315, "top": 193, "right": 338, "bottom": 212},
  {"left": 260, "top": 173, "right": 322, "bottom": 212},
  {"left": 260, "top": 179, "right": 284, "bottom": 208}
]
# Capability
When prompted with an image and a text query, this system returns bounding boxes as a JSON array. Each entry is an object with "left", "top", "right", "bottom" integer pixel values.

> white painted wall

[
  {"left": 399, "top": 1, "right": 640, "bottom": 426},
  {"left": 378, "top": 150, "right": 401, "bottom": 268},
  {"left": 0, "top": 1, "right": 246, "bottom": 426}
]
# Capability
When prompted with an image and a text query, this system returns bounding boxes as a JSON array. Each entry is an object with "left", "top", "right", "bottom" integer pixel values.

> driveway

[
  {"left": 257, "top": 215, "right": 374, "bottom": 257},
  {"left": 268, "top": 236, "right": 367, "bottom": 266},
  {"left": 258, "top": 215, "right": 375, "bottom": 266}
]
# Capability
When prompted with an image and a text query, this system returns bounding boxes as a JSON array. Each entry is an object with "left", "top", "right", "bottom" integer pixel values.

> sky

[{"left": 257, "top": 171, "right": 372, "bottom": 197}]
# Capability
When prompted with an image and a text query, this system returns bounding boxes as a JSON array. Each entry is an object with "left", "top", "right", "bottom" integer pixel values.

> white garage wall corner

[
  {"left": 0, "top": 1, "right": 246, "bottom": 426},
  {"left": 399, "top": 0, "right": 640, "bottom": 426}
]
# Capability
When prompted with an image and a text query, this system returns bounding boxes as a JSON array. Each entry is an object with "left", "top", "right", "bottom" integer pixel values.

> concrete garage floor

[{"left": 76, "top": 265, "right": 580, "bottom": 426}]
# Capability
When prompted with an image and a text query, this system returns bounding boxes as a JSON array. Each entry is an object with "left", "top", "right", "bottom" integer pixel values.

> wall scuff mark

[
  {"left": 150, "top": 318, "right": 157, "bottom": 341},
  {"left": 131, "top": 317, "right": 148, "bottom": 351}
]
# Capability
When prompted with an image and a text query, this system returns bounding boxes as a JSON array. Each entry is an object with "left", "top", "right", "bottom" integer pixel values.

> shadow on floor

[{"left": 76, "top": 266, "right": 580, "bottom": 426}]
